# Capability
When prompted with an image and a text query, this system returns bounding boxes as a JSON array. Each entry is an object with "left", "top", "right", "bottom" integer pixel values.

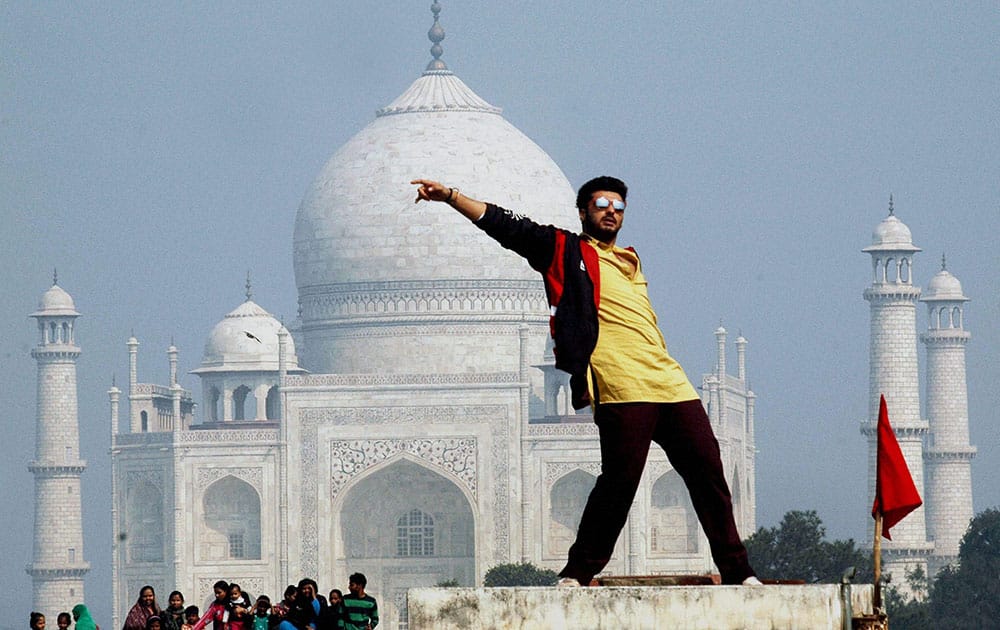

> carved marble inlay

[
  {"left": 197, "top": 577, "right": 264, "bottom": 597},
  {"left": 647, "top": 459, "right": 674, "bottom": 479},
  {"left": 289, "top": 372, "right": 518, "bottom": 387},
  {"left": 196, "top": 467, "right": 263, "bottom": 491},
  {"left": 299, "top": 405, "right": 510, "bottom": 577},
  {"left": 124, "top": 469, "right": 164, "bottom": 491},
  {"left": 526, "top": 422, "right": 598, "bottom": 436},
  {"left": 178, "top": 429, "right": 278, "bottom": 443},
  {"left": 329, "top": 438, "right": 477, "bottom": 498},
  {"left": 544, "top": 462, "right": 601, "bottom": 486},
  {"left": 298, "top": 279, "right": 547, "bottom": 321}
]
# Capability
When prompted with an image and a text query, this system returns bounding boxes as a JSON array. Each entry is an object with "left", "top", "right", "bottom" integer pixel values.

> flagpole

[{"left": 873, "top": 512, "right": 882, "bottom": 612}]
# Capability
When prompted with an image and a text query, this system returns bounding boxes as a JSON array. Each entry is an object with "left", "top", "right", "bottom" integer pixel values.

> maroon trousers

[{"left": 558, "top": 400, "right": 754, "bottom": 585}]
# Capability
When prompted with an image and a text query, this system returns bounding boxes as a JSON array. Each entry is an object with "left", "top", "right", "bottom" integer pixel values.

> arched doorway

[
  {"left": 339, "top": 459, "right": 475, "bottom": 629},
  {"left": 548, "top": 469, "right": 596, "bottom": 557},
  {"left": 650, "top": 470, "right": 699, "bottom": 554},
  {"left": 127, "top": 481, "right": 163, "bottom": 563},
  {"left": 201, "top": 475, "right": 261, "bottom": 560}
]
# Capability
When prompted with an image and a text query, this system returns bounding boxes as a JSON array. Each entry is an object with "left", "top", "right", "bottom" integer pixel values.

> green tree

[
  {"left": 483, "top": 562, "right": 558, "bottom": 586},
  {"left": 883, "top": 565, "right": 930, "bottom": 630},
  {"left": 928, "top": 508, "right": 1000, "bottom": 629},
  {"left": 744, "top": 510, "right": 873, "bottom": 583}
]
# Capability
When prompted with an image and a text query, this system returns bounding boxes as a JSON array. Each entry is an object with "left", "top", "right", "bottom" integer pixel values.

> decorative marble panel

[
  {"left": 526, "top": 423, "right": 597, "bottom": 436},
  {"left": 124, "top": 469, "right": 164, "bottom": 491},
  {"left": 290, "top": 372, "right": 518, "bottom": 387},
  {"left": 177, "top": 429, "right": 278, "bottom": 443},
  {"left": 329, "top": 438, "right": 477, "bottom": 498},
  {"left": 299, "top": 405, "right": 510, "bottom": 577},
  {"left": 196, "top": 466, "right": 263, "bottom": 491},
  {"left": 298, "top": 279, "right": 547, "bottom": 320},
  {"left": 544, "top": 462, "right": 601, "bottom": 487},
  {"left": 197, "top": 577, "right": 264, "bottom": 598}
]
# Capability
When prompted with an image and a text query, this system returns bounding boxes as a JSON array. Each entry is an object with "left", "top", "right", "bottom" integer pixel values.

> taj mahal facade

[
  {"left": 25, "top": 7, "right": 974, "bottom": 630},
  {"left": 102, "top": 13, "right": 758, "bottom": 629}
]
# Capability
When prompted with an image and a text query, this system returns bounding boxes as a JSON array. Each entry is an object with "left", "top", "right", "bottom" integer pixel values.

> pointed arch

[
  {"left": 337, "top": 458, "right": 476, "bottom": 605},
  {"left": 201, "top": 475, "right": 261, "bottom": 560},
  {"left": 548, "top": 469, "right": 597, "bottom": 557},
  {"left": 265, "top": 385, "right": 280, "bottom": 420},
  {"left": 127, "top": 481, "right": 164, "bottom": 563},
  {"left": 232, "top": 385, "right": 254, "bottom": 421},
  {"left": 650, "top": 470, "right": 699, "bottom": 554},
  {"left": 208, "top": 387, "right": 222, "bottom": 422}
]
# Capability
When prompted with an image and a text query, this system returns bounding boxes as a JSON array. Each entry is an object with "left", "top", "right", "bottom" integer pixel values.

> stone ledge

[{"left": 407, "top": 584, "right": 874, "bottom": 630}]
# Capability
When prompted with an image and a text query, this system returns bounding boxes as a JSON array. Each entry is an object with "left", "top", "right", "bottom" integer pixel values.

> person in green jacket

[{"left": 72, "top": 605, "right": 99, "bottom": 630}]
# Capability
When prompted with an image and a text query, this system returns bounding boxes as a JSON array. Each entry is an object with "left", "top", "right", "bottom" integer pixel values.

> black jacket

[{"left": 476, "top": 203, "right": 604, "bottom": 409}]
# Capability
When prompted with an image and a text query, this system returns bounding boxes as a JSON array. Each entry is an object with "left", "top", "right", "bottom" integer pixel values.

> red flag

[{"left": 871, "top": 395, "right": 922, "bottom": 540}]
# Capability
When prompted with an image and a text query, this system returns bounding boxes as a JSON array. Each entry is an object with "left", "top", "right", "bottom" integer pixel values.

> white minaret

[
  {"left": 861, "top": 199, "right": 933, "bottom": 589},
  {"left": 27, "top": 277, "right": 90, "bottom": 620},
  {"left": 920, "top": 256, "right": 976, "bottom": 575}
]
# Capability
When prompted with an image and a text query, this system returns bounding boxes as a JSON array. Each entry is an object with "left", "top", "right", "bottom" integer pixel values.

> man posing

[
  {"left": 342, "top": 573, "right": 378, "bottom": 630},
  {"left": 411, "top": 177, "right": 759, "bottom": 587}
]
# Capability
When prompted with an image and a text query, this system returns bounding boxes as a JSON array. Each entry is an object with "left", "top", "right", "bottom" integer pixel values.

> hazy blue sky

[{"left": 3, "top": 2, "right": 997, "bottom": 625}]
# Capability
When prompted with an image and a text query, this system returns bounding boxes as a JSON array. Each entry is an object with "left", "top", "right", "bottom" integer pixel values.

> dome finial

[
  {"left": 53, "top": 268, "right": 58, "bottom": 286},
  {"left": 941, "top": 253, "right": 947, "bottom": 271},
  {"left": 888, "top": 194, "right": 894, "bottom": 216},
  {"left": 425, "top": 1, "right": 448, "bottom": 72},
  {"left": 245, "top": 270, "right": 253, "bottom": 302}
]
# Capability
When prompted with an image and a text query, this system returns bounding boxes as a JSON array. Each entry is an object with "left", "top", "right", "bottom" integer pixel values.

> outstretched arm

[{"left": 411, "top": 179, "right": 487, "bottom": 221}]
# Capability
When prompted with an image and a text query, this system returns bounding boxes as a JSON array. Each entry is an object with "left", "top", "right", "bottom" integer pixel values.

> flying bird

[{"left": 243, "top": 331, "right": 263, "bottom": 343}]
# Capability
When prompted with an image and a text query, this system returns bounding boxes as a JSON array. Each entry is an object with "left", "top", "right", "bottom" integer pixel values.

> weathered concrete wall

[{"left": 407, "top": 585, "right": 874, "bottom": 630}]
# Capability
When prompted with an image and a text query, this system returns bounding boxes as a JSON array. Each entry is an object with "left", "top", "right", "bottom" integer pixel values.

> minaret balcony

[
  {"left": 863, "top": 285, "right": 922, "bottom": 302},
  {"left": 30, "top": 347, "right": 82, "bottom": 360},
  {"left": 27, "top": 462, "right": 87, "bottom": 475},
  {"left": 919, "top": 329, "right": 970, "bottom": 344},
  {"left": 25, "top": 564, "right": 90, "bottom": 577},
  {"left": 924, "top": 446, "right": 977, "bottom": 461}
]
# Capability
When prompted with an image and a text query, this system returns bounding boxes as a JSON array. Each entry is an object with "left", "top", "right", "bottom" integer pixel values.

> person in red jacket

[
  {"left": 191, "top": 582, "right": 230, "bottom": 630},
  {"left": 412, "top": 177, "right": 759, "bottom": 588}
]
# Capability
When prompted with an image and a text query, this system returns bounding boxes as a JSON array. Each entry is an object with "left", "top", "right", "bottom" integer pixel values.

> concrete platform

[{"left": 407, "top": 584, "right": 874, "bottom": 630}]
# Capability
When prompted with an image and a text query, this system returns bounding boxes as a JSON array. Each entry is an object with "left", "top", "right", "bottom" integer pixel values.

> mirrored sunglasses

[{"left": 594, "top": 197, "right": 625, "bottom": 211}]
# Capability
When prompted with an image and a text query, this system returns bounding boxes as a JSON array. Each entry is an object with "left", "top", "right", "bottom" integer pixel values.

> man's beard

[{"left": 582, "top": 215, "right": 620, "bottom": 243}]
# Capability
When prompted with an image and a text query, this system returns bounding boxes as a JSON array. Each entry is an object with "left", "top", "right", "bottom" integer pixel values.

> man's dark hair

[
  {"left": 576, "top": 176, "right": 628, "bottom": 210},
  {"left": 183, "top": 606, "right": 199, "bottom": 618},
  {"left": 298, "top": 578, "right": 318, "bottom": 592},
  {"left": 348, "top": 572, "right": 367, "bottom": 587}
]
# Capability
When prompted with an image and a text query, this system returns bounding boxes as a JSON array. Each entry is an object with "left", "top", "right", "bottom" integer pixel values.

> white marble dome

[
  {"left": 864, "top": 213, "right": 919, "bottom": 252},
  {"left": 924, "top": 268, "right": 967, "bottom": 302},
  {"left": 293, "top": 71, "right": 575, "bottom": 289},
  {"left": 197, "top": 300, "right": 299, "bottom": 372},
  {"left": 291, "top": 63, "right": 574, "bottom": 375},
  {"left": 33, "top": 283, "right": 79, "bottom": 316}
]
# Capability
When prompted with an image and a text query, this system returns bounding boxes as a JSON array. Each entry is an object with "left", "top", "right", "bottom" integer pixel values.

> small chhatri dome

[
  {"left": 863, "top": 196, "right": 920, "bottom": 253},
  {"left": 33, "top": 283, "right": 79, "bottom": 317},
  {"left": 923, "top": 257, "right": 968, "bottom": 302},
  {"left": 194, "top": 300, "right": 300, "bottom": 373}
]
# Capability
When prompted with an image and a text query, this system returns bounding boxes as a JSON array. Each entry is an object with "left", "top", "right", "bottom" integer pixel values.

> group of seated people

[
  {"left": 120, "top": 576, "right": 378, "bottom": 630},
  {"left": 30, "top": 607, "right": 99, "bottom": 630}
]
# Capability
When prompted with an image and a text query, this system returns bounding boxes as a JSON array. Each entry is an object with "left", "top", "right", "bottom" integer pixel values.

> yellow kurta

[{"left": 586, "top": 237, "right": 699, "bottom": 404}]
